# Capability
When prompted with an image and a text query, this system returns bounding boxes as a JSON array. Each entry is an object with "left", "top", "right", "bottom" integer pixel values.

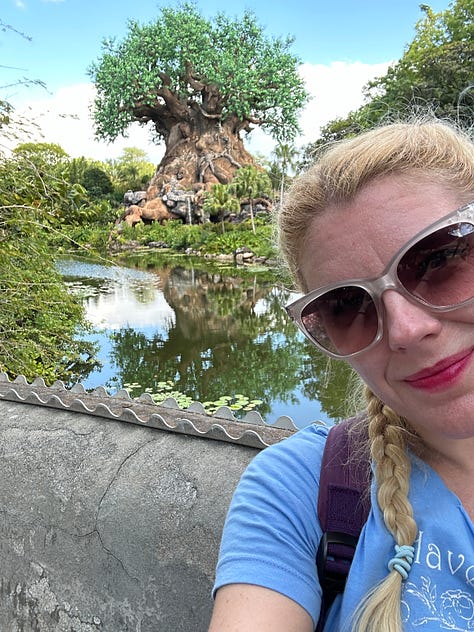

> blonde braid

[{"left": 352, "top": 388, "right": 418, "bottom": 632}]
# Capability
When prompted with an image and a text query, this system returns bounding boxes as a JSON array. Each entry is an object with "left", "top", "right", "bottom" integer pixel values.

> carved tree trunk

[
  {"left": 146, "top": 111, "right": 255, "bottom": 197},
  {"left": 129, "top": 67, "right": 258, "bottom": 203}
]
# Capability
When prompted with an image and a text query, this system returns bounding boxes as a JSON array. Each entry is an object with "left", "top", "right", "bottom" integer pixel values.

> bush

[
  {"left": 116, "top": 219, "right": 276, "bottom": 258},
  {"left": 119, "top": 222, "right": 211, "bottom": 250},
  {"left": 200, "top": 224, "right": 274, "bottom": 257},
  {"left": 0, "top": 142, "right": 100, "bottom": 383},
  {"left": 81, "top": 166, "right": 114, "bottom": 197}
]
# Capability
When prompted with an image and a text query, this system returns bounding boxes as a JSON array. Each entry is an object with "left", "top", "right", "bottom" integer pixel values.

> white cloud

[
  {"left": 11, "top": 60, "right": 391, "bottom": 163},
  {"left": 244, "top": 60, "right": 391, "bottom": 156},
  {"left": 85, "top": 287, "right": 175, "bottom": 330},
  {"left": 297, "top": 60, "right": 391, "bottom": 145},
  {"left": 12, "top": 83, "right": 165, "bottom": 164},
  {"left": 14, "top": 0, "right": 26, "bottom": 8}
]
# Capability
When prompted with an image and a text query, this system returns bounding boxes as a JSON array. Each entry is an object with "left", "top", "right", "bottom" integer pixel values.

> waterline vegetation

[
  {"left": 123, "top": 380, "right": 263, "bottom": 416},
  {"left": 2, "top": 0, "right": 472, "bottom": 394}
]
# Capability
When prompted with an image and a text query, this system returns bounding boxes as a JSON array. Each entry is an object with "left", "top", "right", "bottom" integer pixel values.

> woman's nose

[{"left": 382, "top": 290, "right": 442, "bottom": 351}]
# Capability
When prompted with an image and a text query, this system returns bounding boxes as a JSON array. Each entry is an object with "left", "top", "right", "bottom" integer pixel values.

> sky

[{"left": 1, "top": 0, "right": 451, "bottom": 163}]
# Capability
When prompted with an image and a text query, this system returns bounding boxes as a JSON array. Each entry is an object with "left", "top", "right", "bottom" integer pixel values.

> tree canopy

[
  {"left": 89, "top": 2, "right": 308, "bottom": 147},
  {"left": 105, "top": 147, "right": 156, "bottom": 194},
  {"left": 299, "top": 0, "right": 473, "bottom": 161},
  {"left": 363, "top": 0, "right": 474, "bottom": 127}
]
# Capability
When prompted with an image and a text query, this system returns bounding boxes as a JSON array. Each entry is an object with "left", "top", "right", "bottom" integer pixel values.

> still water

[{"left": 58, "top": 256, "right": 356, "bottom": 428}]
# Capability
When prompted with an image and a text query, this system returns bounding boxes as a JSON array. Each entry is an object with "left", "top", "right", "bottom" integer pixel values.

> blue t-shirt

[{"left": 213, "top": 424, "right": 474, "bottom": 631}]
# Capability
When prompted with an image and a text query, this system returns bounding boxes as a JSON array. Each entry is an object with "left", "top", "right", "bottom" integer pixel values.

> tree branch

[
  {"left": 197, "top": 105, "right": 221, "bottom": 120},
  {"left": 185, "top": 62, "right": 205, "bottom": 92},
  {"left": 158, "top": 71, "right": 172, "bottom": 86}
]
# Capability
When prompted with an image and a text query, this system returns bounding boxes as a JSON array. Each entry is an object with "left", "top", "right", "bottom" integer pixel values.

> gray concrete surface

[{"left": 0, "top": 398, "right": 262, "bottom": 632}]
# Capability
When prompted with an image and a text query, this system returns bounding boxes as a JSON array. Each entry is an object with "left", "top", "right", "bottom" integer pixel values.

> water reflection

[
  {"left": 58, "top": 257, "right": 356, "bottom": 427},
  {"left": 57, "top": 259, "right": 175, "bottom": 329}
]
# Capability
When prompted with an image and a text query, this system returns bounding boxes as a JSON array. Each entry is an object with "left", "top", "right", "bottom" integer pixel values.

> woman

[{"left": 208, "top": 120, "right": 474, "bottom": 632}]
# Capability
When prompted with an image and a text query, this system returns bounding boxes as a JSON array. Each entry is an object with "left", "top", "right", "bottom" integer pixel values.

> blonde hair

[
  {"left": 278, "top": 119, "right": 474, "bottom": 292},
  {"left": 276, "top": 120, "right": 474, "bottom": 632}
]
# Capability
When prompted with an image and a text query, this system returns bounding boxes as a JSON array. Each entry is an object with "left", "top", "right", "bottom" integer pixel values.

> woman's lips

[{"left": 404, "top": 349, "right": 473, "bottom": 391}]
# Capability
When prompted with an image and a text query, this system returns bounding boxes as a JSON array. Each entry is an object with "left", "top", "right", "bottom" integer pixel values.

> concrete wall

[{"left": 0, "top": 397, "right": 263, "bottom": 632}]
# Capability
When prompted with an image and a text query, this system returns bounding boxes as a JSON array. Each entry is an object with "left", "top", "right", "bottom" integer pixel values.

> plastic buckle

[{"left": 316, "top": 530, "right": 359, "bottom": 596}]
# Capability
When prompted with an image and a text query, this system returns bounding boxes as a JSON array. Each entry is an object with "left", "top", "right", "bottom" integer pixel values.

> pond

[{"left": 57, "top": 256, "right": 357, "bottom": 428}]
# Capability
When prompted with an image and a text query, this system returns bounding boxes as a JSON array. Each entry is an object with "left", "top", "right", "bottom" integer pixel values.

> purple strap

[{"left": 316, "top": 416, "right": 371, "bottom": 629}]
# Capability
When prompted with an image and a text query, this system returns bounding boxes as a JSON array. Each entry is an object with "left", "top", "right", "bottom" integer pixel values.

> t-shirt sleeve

[{"left": 212, "top": 423, "right": 329, "bottom": 628}]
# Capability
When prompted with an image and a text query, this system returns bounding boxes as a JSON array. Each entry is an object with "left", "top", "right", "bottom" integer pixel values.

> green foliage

[
  {"left": 69, "top": 156, "right": 91, "bottom": 185},
  {"left": 122, "top": 379, "right": 262, "bottom": 415},
  {"left": 232, "top": 165, "right": 272, "bottom": 199},
  {"left": 81, "top": 166, "right": 114, "bottom": 198},
  {"left": 8, "top": 145, "right": 124, "bottom": 228},
  {"left": 201, "top": 224, "right": 274, "bottom": 258},
  {"left": 58, "top": 201, "right": 118, "bottom": 253},
  {"left": 69, "top": 156, "right": 114, "bottom": 200},
  {"left": 120, "top": 221, "right": 210, "bottom": 250},
  {"left": 201, "top": 394, "right": 264, "bottom": 415},
  {"left": 8, "top": 142, "right": 92, "bottom": 225},
  {"left": 231, "top": 165, "right": 272, "bottom": 233},
  {"left": 0, "top": 32, "right": 100, "bottom": 383},
  {"left": 199, "top": 230, "right": 243, "bottom": 254},
  {"left": 361, "top": 0, "right": 474, "bottom": 127},
  {"left": 0, "top": 143, "right": 99, "bottom": 383},
  {"left": 304, "top": 0, "right": 474, "bottom": 149},
  {"left": 272, "top": 142, "right": 299, "bottom": 201},
  {"left": 0, "top": 99, "right": 12, "bottom": 128},
  {"left": 202, "top": 183, "right": 240, "bottom": 233},
  {"left": 14, "top": 141, "right": 69, "bottom": 164},
  {"left": 263, "top": 160, "right": 283, "bottom": 198},
  {"left": 115, "top": 220, "right": 275, "bottom": 259},
  {"left": 105, "top": 147, "right": 156, "bottom": 196},
  {"left": 69, "top": 150, "right": 155, "bottom": 204},
  {"left": 0, "top": 239, "right": 97, "bottom": 384},
  {"left": 89, "top": 2, "right": 308, "bottom": 144}
]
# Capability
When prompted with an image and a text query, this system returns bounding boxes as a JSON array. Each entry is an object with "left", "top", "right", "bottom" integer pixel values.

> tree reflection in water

[{"left": 61, "top": 258, "right": 357, "bottom": 427}]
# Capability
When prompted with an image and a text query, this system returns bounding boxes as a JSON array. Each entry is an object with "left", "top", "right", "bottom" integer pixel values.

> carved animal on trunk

[{"left": 121, "top": 198, "right": 178, "bottom": 226}]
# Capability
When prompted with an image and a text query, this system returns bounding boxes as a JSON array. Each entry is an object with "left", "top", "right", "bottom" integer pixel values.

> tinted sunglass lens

[
  {"left": 301, "top": 286, "right": 378, "bottom": 355},
  {"left": 398, "top": 222, "right": 474, "bottom": 306}
]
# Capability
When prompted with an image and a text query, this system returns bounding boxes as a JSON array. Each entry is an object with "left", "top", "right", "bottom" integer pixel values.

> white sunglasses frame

[{"left": 286, "top": 201, "right": 474, "bottom": 359}]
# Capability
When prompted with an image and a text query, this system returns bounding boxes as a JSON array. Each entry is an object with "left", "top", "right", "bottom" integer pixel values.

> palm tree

[
  {"left": 273, "top": 143, "right": 298, "bottom": 207},
  {"left": 202, "top": 183, "right": 240, "bottom": 233},
  {"left": 232, "top": 165, "right": 271, "bottom": 234}
]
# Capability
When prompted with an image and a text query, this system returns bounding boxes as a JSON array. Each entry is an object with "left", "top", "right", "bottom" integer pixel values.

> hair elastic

[{"left": 387, "top": 544, "right": 415, "bottom": 580}]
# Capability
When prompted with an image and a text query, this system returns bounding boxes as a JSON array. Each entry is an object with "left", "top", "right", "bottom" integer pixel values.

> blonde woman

[{"left": 209, "top": 120, "right": 474, "bottom": 632}]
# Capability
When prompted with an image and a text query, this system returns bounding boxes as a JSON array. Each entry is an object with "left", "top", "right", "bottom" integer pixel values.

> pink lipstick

[{"left": 404, "top": 349, "right": 473, "bottom": 392}]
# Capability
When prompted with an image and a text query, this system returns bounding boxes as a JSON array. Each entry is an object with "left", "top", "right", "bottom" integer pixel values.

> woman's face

[{"left": 300, "top": 175, "right": 474, "bottom": 450}]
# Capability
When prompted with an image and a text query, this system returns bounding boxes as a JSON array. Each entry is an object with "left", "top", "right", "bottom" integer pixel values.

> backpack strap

[{"left": 316, "top": 416, "right": 371, "bottom": 630}]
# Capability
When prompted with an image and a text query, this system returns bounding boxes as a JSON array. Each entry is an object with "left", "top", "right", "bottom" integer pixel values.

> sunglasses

[{"left": 286, "top": 201, "right": 474, "bottom": 359}]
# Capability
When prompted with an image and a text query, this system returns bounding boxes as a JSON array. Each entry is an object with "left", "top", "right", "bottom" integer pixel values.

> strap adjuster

[{"left": 316, "top": 530, "right": 359, "bottom": 597}]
